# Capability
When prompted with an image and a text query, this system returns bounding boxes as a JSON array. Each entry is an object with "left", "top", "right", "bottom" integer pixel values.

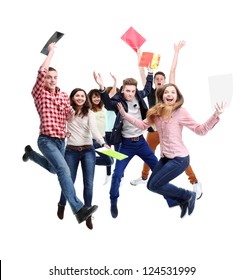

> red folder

[
  {"left": 121, "top": 27, "right": 146, "bottom": 52},
  {"left": 139, "top": 52, "right": 161, "bottom": 69}
]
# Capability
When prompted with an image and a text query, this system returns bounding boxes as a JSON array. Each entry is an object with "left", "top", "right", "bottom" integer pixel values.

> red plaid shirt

[{"left": 32, "top": 67, "right": 71, "bottom": 139}]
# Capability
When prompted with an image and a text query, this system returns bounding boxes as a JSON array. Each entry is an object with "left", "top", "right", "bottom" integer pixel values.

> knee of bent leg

[{"left": 147, "top": 181, "right": 156, "bottom": 192}]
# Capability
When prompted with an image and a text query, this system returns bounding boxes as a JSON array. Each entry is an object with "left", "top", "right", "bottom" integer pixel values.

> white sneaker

[
  {"left": 130, "top": 177, "right": 147, "bottom": 186},
  {"left": 103, "top": 175, "right": 111, "bottom": 185},
  {"left": 193, "top": 182, "right": 203, "bottom": 200}
]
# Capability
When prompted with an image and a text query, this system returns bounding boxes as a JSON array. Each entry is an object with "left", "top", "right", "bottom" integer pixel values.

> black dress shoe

[
  {"left": 86, "top": 216, "right": 93, "bottom": 230},
  {"left": 22, "top": 145, "right": 33, "bottom": 162},
  {"left": 75, "top": 205, "right": 98, "bottom": 224},
  {"left": 180, "top": 202, "right": 188, "bottom": 218},
  {"left": 57, "top": 204, "right": 65, "bottom": 220},
  {"left": 110, "top": 204, "right": 118, "bottom": 218}
]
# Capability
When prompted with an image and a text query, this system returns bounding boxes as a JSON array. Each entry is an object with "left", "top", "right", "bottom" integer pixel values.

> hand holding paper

[
  {"left": 40, "top": 31, "right": 64, "bottom": 55},
  {"left": 213, "top": 102, "right": 226, "bottom": 118}
]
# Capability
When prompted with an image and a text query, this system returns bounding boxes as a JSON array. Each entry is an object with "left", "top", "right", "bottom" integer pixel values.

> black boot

[
  {"left": 22, "top": 145, "right": 33, "bottom": 162},
  {"left": 57, "top": 204, "right": 65, "bottom": 220},
  {"left": 75, "top": 205, "right": 98, "bottom": 224}
]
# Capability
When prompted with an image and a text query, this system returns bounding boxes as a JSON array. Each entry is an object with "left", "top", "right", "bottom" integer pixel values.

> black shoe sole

[{"left": 76, "top": 205, "right": 98, "bottom": 224}]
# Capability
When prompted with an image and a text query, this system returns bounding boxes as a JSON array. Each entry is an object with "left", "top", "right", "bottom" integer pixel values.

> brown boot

[{"left": 86, "top": 216, "right": 93, "bottom": 230}]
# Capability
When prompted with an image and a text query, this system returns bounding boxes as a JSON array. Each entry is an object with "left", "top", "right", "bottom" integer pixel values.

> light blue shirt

[{"left": 105, "top": 109, "right": 116, "bottom": 132}]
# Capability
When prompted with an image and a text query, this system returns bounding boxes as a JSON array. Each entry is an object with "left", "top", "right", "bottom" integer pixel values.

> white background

[{"left": 0, "top": 0, "right": 242, "bottom": 279}]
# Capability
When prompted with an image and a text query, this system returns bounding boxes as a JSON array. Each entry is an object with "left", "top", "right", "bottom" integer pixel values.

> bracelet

[{"left": 99, "top": 87, "right": 106, "bottom": 93}]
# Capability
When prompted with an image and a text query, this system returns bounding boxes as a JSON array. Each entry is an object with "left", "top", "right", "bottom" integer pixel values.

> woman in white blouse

[{"left": 57, "top": 88, "right": 110, "bottom": 229}]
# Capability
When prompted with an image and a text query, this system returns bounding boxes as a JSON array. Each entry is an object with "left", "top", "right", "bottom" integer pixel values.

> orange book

[
  {"left": 121, "top": 27, "right": 146, "bottom": 52},
  {"left": 139, "top": 52, "right": 161, "bottom": 69}
]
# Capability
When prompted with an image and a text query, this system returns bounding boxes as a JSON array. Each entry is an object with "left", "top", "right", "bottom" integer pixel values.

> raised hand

[
  {"left": 93, "top": 71, "right": 104, "bottom": 90},
  {"left": 174, "top": 40, "right": 186, "bottom": 53},
  {"left": 48, "top": 42, "right": 56, "bottom": 53},
  {"left": 213, "top": 102, "right": 226, "bottom": 118}
]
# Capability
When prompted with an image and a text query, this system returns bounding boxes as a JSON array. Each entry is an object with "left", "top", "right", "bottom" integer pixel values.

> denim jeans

[
  {"left": 93, "top": 138, "right": 114, "bottom": 175},
  {"left": 147, "top": 155, "right": 192, "bottom": 207},
  {"left": 29, "top": 135, "right": 83, "bottom": 214},
  {"left": 110, "top": 136, "right": 158, "bottom": 205},
  {"left": 58, "top": 146, "right": 96, "bottom": 207}
]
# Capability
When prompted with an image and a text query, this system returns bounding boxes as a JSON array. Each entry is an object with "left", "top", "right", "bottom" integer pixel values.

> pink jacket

[{"left": 124, "top": 107, "right": 219, "bottom": 158}]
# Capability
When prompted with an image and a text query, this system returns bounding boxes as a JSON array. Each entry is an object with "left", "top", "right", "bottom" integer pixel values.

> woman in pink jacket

[{"left": 118, "top": 83, "right": 225, "bottom": 218}]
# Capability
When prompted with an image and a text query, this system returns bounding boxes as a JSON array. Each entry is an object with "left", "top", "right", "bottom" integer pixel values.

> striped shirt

[{"left": 32, "top": 67, "right": 71, "bottom": 139}]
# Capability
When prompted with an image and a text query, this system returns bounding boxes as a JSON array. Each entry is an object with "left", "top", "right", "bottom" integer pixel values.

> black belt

[
  {"left": 124, "top": 135, "right": 143, "bottom": 142},
  {"left": 66, "top": 145, "right": 91, "bottom": 151}
]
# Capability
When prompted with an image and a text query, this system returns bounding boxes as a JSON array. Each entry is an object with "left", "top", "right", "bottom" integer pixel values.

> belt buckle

[
  {"left": 77, "top": 147, "right": 83, "bottom": 151},
  {"left": 131, "top": 136, "right": 139, "bottom": 141}
]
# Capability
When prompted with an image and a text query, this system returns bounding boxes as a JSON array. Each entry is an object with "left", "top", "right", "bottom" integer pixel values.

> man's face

[
  {"left": 154, "top": 74, "right": 165, "bottom": 89},
  {"left": 45, "top": 70, "right": 58, "bottom": 92},
  {"left": 122, "top": 85, "right": 136, "bottom": 101}
]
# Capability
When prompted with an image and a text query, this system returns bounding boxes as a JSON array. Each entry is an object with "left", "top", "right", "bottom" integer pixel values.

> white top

[
  {"left": 67, "top": 110, "right": 104, "bottom": 146},
  {"left": 93, "top": 109, "right": 106, "bottom": 137},
  {"left": 122, "top": 98, "right": 146, "bottom": 138}
]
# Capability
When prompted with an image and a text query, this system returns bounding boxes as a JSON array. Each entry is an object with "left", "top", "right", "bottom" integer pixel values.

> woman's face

[
  {"left": 72, "top": 90, "right": 86, "bottom": 107},
  {"left": 91, "top": 93, "right": 101, "bottom": 105},
  {"left": 162, "top": 86, "right": 178, "bottom": 105}
]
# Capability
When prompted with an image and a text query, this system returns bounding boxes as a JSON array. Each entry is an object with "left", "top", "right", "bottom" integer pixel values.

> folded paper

[
  {"left": 121, "top": 27, "right": 146, "bottom": 52},
  {"left": 139, "top": 52, "right": 161, "bottom": 69},
  {"left": 40, "top": 31, "right": 64, "bottom": 55},
  {"left": 96, "top": 147, "right": 128, "bottom": 160}
]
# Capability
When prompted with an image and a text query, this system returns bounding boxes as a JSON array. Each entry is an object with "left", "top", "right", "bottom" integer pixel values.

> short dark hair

[
  {"left": 48, "top": 67, "right": 57, "bottom": 72},
  {"left": 154, "top": 71, "right": 166, "bottom": 79},
  {"left": 122, "top": 78, "right": 137, "bottom": 87}
]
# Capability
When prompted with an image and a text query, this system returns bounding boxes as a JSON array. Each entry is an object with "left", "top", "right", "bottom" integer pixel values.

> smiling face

[
  {"left": 45, "top": 70, "right": 58, "bottom": 92},
  {"left": 91, "top": 93, "right": 101, "bottom": 105},
  {"left": 162, "top": 85, "right": 178, "bottom": 105},
  {"left": 72, "top": 90, "right": 86, "bottom": 107}
]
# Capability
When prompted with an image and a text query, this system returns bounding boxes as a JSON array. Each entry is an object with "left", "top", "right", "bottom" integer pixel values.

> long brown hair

[{"left": 147, "top": 83, "right": 184, "bottom": 124}]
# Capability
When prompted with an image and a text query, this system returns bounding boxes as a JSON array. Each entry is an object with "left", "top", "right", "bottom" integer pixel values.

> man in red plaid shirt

[{"left": 22, "top": 42, "right": 98, "bottom": 224}]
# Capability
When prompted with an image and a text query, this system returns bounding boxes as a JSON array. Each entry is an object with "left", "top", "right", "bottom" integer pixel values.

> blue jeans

[
  {"left": 29, "top": 135, "right": 83, "bottom": 214},
  {"left": 58, "top": 146, "right": 96, "bottom": 207},
  {"left": 93, "top": 138, "right": 114, "bottom": 175},
  {"left": 110, "top": 136, "right": 158, "bottom": 205},
  {"left": 147, "top": 155, "right": 191, "bottom": 207}
]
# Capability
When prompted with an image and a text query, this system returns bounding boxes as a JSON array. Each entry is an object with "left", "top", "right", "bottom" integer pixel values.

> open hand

[
  {"left": 117, "top": 102, "right": 126, "bottom": 117},
  {"left": 214, "top": 102, "right": 226, "bottom": 118}
]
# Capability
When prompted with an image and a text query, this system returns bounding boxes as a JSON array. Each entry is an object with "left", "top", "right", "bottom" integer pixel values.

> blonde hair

[{"left": 147, "top": 83, "right": 184, "bottom": 124}]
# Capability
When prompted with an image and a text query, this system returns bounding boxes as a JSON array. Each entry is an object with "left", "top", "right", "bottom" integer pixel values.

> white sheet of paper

[{"left": 208, "top": 73, "right": 233, "bottom": 109}]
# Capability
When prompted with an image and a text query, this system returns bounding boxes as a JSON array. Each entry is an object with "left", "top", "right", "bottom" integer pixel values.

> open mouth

[{"left": 166, "top": 98, "right": 174, "bottom": 102}]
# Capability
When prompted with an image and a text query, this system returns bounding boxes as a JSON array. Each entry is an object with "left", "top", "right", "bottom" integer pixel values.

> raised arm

[
  {"left": 169, "top": 40, "right": 186, "bottom": 83},
  {"left": 41, "top": 42, "right": 56, "bottom": 70},
  {"left": 93, "top": 71, "right": 117, "bottom": 111},
  {"left": 136, "top": 48, "right": 146, "bottom": 87},
  {"left": 108, "top": 73, "right": 118, "bottom": 98},
  {"left": 93, "top": 71, "right": 105, "bottom": 91}
]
